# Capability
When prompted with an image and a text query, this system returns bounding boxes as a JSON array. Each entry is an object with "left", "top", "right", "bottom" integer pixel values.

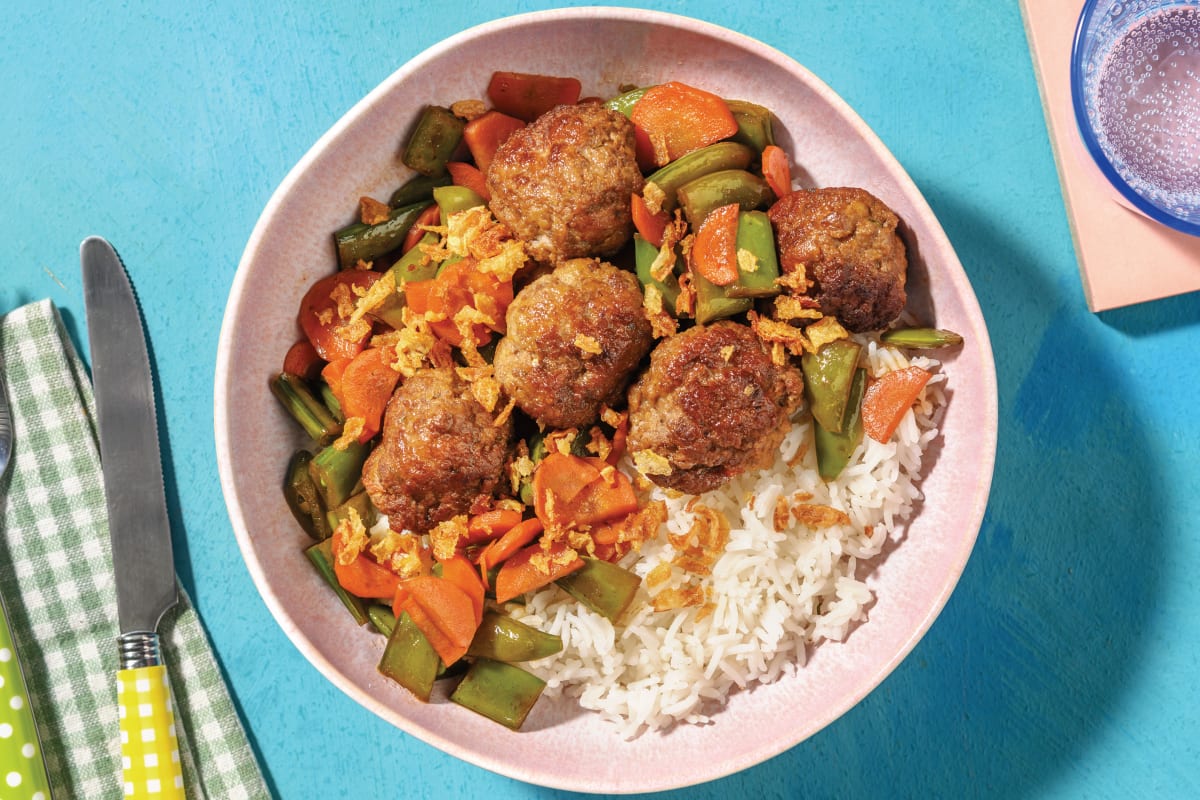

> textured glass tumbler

[{"left": 1072, "top": 0, "right": 1200, "bottom": 235}]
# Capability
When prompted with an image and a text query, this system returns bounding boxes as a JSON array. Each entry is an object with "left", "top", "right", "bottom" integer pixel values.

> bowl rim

[
  {"left": 215, "top": 6, "right": 998, "bottom": 792},
  {"left": 1069, "top": 0, "right": 1200, "bottom": 237}
]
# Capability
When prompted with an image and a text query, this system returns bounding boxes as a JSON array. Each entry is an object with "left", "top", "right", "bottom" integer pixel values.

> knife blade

[{"left": 81, "top": 236, "right": 186, "bottom": 800}]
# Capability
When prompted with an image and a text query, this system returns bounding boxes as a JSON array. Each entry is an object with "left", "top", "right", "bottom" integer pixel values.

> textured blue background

[{"left": 4, "top": 1, "right": 1200, "bottom": 797}]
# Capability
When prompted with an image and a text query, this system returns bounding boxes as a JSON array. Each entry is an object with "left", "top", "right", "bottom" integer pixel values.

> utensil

[
  {"left": 0, "top": 373, "right": 55, "bottom": 798},
  {"left": 81, "top": 236, "right": 186, "bottom": 799}
]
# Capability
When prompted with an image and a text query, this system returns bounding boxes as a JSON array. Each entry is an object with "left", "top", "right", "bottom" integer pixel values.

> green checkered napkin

[{"left": 0, "top": 300, "right": 269, "bottom": 799}]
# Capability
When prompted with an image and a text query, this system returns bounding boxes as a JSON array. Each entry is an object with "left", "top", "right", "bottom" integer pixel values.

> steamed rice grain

[{"left": 511, "top": 342, "right": 945, "bottom": 738}]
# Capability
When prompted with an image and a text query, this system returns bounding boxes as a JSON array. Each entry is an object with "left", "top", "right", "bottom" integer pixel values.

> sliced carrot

[
  {"left": 606, "top": 410, "right": 630, "bottom": 467},
  {"left": 761, "top": 144, "right": 792, "bottom": 198},
  {"left": 283, "top": 340, "right": 323, "bottom": 381},
  {"left": 466, "top": 508, "right": 524, "bottom": 544},
  {"left": 494, "top": 541, "right": 584, "bottom": 604},
  {"left": 861, "top": 366, "right": 932, "bottom": 443},
  {"left": 486, "top": 71, "right": 582, "bottom": 122},
  {"left": 691, "top": 203, "right": 741, "bottom": 286},
  {"left": 532, "top": 453, "right": 638, "bottom": 528},
  {"left": 463, "top": 110, "right": 525, "bottom": 175},
  {"left": 392, "top": 576, "right": 478, "bottom": 667},
  {"left": 298, "top": 270, "right": 381, "bottom": 361},
  {"left": 401, "top": 203, "right": 440, "bottom": 255},
  {"left": 532, "top": 452, "right": 603, "bottom": 512},
  {"left": 438, "top": 555, "right": 485, "bottom": 626},
  {"left": 404, "top": 258, "right": 514, "bottom": 347},
  {"left": 632, "top": 124, "right": 661, "bottom": 171},
  {"left": 478, "top": 517, "right": 544, "bottom": 572},
  {"left": 338, "top": 346, "right": 401, "bottom": 442},
  {"left": 331, "top": 528, "right": 401, "bottom": 599},
  {"left": 630, "top": 81, "right": 738, "bottom": 163},
  {"left": 320, "top": 357, "right": 352, "bottom": 410},
  {"left": 631, "top": 193, "right": 669, "bottom": 248},
  {"left": 445, "top": 161, "right": 491, "bottom": 201}
]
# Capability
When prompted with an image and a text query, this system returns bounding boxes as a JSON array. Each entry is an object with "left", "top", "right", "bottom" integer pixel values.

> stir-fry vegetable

[{"left": 272, "top": 69, "right": 962, "bottom": 733}]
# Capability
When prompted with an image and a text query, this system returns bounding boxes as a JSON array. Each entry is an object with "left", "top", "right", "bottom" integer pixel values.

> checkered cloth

[{"left": 0, "top": 300, "right": 269, "bottom": 799}]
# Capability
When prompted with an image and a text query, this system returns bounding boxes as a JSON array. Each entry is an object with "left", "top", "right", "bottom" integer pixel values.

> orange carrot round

[
  {"left": 282, "top": 340, "right": 323, "bottom": 381},
  {"left": 630, "top": 81, "right": 738, "bottom": 163},
  {"left": 494, "top": 541, "right": 584, "bottom": 604},
  {"left": 690, "top": 203, "right": 741, "bottom": 286},
  {"left": 463, "top": 110, "right": 525, "bottom": 175},
  {"left": 861, "top": 366, "right": 932, "bottom": 442},
  {"left": 331, "top": 529, "right": 401, "bottom": 599},
  {"left": 631, "top": 193, "right": 669, "bottom": 248},
  {"left": 446, "top": 161, "right": 491, "bottom": 201},
  {"left": 339, "top": 347, "right": 401, "bottom": 442},
  {"left": 392, "top": 576, "right": 479, "bottom": 667},
  {"left": 761, "top": 145, "right": 793, "bottom": 198}
]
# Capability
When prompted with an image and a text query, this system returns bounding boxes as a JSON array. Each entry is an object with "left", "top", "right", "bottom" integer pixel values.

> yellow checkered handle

[{"left": 116, "top": 633, "right": 185, "bottom": 798}]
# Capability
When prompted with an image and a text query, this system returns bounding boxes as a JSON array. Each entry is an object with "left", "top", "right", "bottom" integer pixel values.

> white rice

[{"left": 510, "top": 341, "right": 946, "bottom": 738}]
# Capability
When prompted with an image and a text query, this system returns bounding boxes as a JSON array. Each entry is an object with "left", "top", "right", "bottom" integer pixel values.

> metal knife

[{"left": 81, "top": 236, "right": 187, "bottom": 799}]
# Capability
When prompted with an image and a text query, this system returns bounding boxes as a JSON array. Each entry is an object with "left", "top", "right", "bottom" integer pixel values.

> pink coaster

[{"left": 1021, "top": 0, "right": 1200, "bottom": 311}]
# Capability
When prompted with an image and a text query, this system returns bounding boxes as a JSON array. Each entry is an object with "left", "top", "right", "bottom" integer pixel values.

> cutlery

[
  {"left": 0, "top": 372, "right": 55, "bottom": 798},
  {"left": 81, "top": 237, "right": 186, "bottom": 799}
]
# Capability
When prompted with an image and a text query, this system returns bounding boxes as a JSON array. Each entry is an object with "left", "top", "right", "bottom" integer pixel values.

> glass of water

[{"left": 1072, "top": 0, "right": 1200, "bottom": 235}]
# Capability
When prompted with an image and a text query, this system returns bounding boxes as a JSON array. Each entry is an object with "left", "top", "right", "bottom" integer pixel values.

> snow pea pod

[
  {"left": 402, "top": 105, "right": 464, "bottom": 177},
  {"left": 634, "top": 233, "right": 681, "bottom": 312},
  {"left": 726, "top": 99, "right": 775, "bottom": 153},
  {"left": 676, "top": 169, "right": 774, "bottom": 228},
  {"left": 801, "top": 339, "right": 863, "bottom": 434},
  {"left": 378, "top": 611, "right": 440, "bottom": 702},
  {"left": 644, "top": 142, "right": 755, "bottom": 212},
  {"left": 814, "top": 367, "right": 866, "bottom": 480},
  {"left": 556, "top": 557, "right": 642, "bottom": 623},
  {"left": 283, "top": 449, "right": 332, "bottom": 540},
  {"left": 334, "top": 200, "right": 430, "bottom": 269},
  {"left": 467, "top": 611, "right": 563, "bottom": 662},
  {"left": 450, "top": 658, "right": 546, "bottom": 730},
  {"left": 304, "top": 538, "right": 369, "bottom": 626}
]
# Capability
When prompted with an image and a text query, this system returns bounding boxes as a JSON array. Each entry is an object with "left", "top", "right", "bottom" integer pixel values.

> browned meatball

[
  {"left": 626, "top": 321, "right": 804, "bottom": 494},
  {"left": 768, "top": 187, "right": 908, "bottom": 333},
  {"left": 494, "top": 258, "right": 653, "bottom": 429},
  {"left": 486, "top": 103, "right": 644, "bottom": 264},
  {"left": 362, "top": 367, "right": 513, "bottom": 533}
]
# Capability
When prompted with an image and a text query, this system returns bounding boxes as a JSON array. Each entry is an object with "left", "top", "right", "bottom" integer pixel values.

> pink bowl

[{"left": 215, "top": 8, "right": 997, "bottom": 793}]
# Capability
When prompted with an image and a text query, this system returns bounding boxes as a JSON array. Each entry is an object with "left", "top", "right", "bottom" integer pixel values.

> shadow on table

[{"left": 528, "top": 190, "right": 1170, "bottom": 800}]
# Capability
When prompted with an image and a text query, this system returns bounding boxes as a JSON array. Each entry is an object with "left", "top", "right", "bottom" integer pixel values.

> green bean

[
  {"left": 676, "top": 169, "right": 775, "bottom": 228},
  {"left": 801, "top": 339, "right": 863, "bottom": 434},
  {"left": 633, "top": 234, "right": 682, "bottom": 313},
  {"left": 284, "top": 450, "right": 332, "bottom": 540},
  {"left": 318, "top": 381, "right": 344, "bottom": 423},
  {"left": 450, "top": 658, "right": 546, "bottom": 730},
  {"left": 307, "top": 439, "right": 369, "bottom": 509},
  {"left": 604, "top": 86, "right": 649, "bottom": 117},
  {"left": 433, "top": 184, "right": 487, "bottom": 223},
  {"left": 402, "top": 105, "right": 464, "bottom": 177},
  {"left": 304, "top": 539, "right": 369, "bottom": 626},
  {"left": 378, "top": 611, "right": 440, "bottom": 702},
  {"left": 389, "top": 173, "right": 452, "bottom": 208},
  {"left": 270, "top": 372, "right": 341, "bottom": 444},
  {"left": 325, "top": 490, "right": 377, "bottom": 536},
  {"left": 367, "top": 605, "right": 397, "bottom": 638},
  {"left": 333, "top": 201, "right": 430, "bottom": 269},
  {"left": 879, "top": 328, "right": 964, "bottom": 349},
  {"left": 645, "top": 142, "right": 755, "bottom": 213},
  {"left": 555, "top": 557, "right": 642, "bottom": 623},
  {"left": 725, "top": 99, "right": 775, "bottom": 153},
  {"left": 814, "top": 367, "right": 866, "bottom": 480},
  {"left": 725, "top": 210, "right": 781, "bottom": 299},
  {"left": 467, "top": 611, "right": 563, "bottom": 662}
]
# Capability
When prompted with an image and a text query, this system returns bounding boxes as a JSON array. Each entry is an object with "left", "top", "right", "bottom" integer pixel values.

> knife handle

[
  {"left": 116, "top": 633, "right": 185, "bottom": 799},
  {"left": 0, "top": 595, "right": 53, "bottom": 799}
]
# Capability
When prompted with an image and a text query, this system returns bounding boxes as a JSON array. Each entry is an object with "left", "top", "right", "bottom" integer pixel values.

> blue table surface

[{"left": 5, "top": 1, "right": 1199, "bottom": 797}]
